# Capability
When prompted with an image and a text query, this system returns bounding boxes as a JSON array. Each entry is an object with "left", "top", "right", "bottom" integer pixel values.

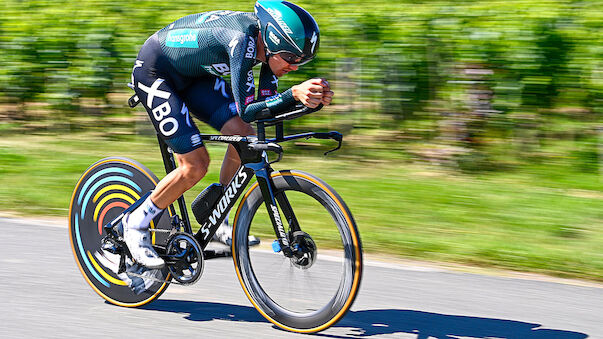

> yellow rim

[
  {"left": 69, "top": 158, "right": 171, "bottom": 307},
  {"left": 232, "top": 171, "right": 362, "bottom": 333}
]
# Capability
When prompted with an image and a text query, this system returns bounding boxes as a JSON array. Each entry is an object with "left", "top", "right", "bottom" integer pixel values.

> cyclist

[{"left": 125, "top": 0, "right": 333, "bottom": 268}]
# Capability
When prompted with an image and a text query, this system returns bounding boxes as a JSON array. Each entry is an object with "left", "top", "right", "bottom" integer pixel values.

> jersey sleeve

[
  {"left": 257, "top": 63, "right": 279, "bottom": 100},
  {"left": 226, "top": 33, "right": 298, "bottom": 122}
]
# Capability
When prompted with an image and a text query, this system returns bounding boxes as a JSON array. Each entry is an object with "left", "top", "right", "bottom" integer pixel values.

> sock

[{"left": 125, "top": 195, "right": 163, "bottom": 230}]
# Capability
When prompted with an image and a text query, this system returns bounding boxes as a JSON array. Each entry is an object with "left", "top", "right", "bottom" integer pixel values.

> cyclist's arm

[{"left": 225, "top": 34, "right": 296, "bottom": 122}]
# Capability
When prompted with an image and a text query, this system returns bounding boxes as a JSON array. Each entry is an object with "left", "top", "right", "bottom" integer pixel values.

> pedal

[
  {"left": 101, "top": 236, "right": 122, "bottom": 254},
  {"left": 118, "top": 263, "right": 166, "bottom": 294}
]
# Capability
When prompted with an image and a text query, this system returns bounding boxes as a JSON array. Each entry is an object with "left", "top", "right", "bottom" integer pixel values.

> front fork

[{"left": 246, "top": 157, "right": 300, "bottom": 258}]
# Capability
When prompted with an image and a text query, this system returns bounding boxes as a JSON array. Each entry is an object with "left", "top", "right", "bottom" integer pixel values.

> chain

[{"left": 149, "top": 228, "right": 179, "bottom": 234}]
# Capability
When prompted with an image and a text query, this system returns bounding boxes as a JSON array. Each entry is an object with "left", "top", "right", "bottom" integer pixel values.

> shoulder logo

[
  {"left": 197, "top": 10, "right": 233, "bottom": 24},
  {"left": 229, "top": 38, "right": 239, "bottom": 57},
  {"left": 245, "top": 36, "right": 256, "bottom": 59}
]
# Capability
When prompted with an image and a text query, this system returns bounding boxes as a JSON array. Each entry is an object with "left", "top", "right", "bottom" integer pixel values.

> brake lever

[
  {"left": 307, "top": 131, "right": 343, "bottom": 156},
  {"left": 324, "top": 138, "right": 342, "bottom": 156}
]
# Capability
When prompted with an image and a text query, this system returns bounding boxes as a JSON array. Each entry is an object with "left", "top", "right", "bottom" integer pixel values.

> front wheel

[{"left": 232, "top": 170, "right": 363, "bottom": 333}]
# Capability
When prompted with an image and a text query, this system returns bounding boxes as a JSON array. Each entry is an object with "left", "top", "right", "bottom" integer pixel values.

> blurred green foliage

[
  {"left": 1, "top": 0, "right": 602, "bottom": 171},
  {"left": 1, "top": 2, "right": 601, "bottom": 278}
]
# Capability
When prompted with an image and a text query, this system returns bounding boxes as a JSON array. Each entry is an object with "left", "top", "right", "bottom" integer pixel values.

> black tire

[
  {"left": 232, "top": 170, "right": 363, "bottom": 333},
  {"left": 68, "top": 157, "right": 172, "bottom": 307}
]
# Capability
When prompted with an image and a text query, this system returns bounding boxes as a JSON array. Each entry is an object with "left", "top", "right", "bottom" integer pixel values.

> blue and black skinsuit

[{"left": 132, "top": 10, "right": 298, "bottom": 154}]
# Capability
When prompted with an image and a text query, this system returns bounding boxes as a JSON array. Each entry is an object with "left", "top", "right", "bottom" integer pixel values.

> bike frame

[{"left": 157, "top": 116, "right": 341, "bottom": 257}]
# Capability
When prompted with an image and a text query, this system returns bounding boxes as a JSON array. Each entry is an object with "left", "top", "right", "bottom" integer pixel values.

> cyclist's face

[{"left": 269, "top": 53, "right": 300, "bottom": 77}]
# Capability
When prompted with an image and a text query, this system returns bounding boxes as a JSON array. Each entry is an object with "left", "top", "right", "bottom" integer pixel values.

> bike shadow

[
  {"left": 140, "top": 299, "right": 265, "bottom": 323},
  {"left": 329, "top": 309, "right": 588, "bottom": 339},
  {"left": 141, "top": 300, "right": 588, "bottom": 338}
]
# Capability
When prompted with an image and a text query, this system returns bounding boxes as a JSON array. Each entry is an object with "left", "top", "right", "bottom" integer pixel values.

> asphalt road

[{"left": 0, "top": 217, "right": 601, "bottom": 338}]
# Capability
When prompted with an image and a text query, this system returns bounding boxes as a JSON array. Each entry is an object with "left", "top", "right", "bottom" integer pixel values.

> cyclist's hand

[
  {"left": 320, "top": 79, "right": 334, "bottom": 106},
  {"left": 292, "top": 78, "right": 325, "bottom": 108}
]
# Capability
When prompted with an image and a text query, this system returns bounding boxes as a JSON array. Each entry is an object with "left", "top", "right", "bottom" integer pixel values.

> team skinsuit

[
  {"left": 132, "top": 10, "right": 298, "bottom": 154},
  {"left": 124, "top": 0, "right": 322, "bottom": 268}
]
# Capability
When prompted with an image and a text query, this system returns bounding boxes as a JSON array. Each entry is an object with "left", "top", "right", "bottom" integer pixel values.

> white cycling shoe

[{"left": 122, "top": 214, "right": 165, "bottom": 269}]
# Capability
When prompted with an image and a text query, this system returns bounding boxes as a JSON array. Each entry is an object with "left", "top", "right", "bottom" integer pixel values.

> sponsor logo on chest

[
  {"left": 165, "top": 29, "right": 200, "bottom": 48},
  {"left": 202, "top": 63, "right": 230, "bottom": 76}
]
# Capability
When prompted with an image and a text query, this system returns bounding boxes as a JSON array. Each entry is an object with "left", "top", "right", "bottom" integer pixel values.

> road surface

[{"left": 0, "top": 217, "right": 600, "bottom": 338}]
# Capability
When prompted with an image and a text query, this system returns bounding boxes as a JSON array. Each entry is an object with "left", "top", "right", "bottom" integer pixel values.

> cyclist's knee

[
  {"left": 176, "top": 148, "right": 209, "bottom": 188},
  {"left": 180, "top": 166, "right": 207, "bottom": 188},
  {"left": 221, "top": 116, "right": 255, "bottom": 136}
]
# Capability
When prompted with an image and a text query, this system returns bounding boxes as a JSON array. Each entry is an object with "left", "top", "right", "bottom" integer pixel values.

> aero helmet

[{"left": 255, "top": 0, "right": 320, "bottom": 65}]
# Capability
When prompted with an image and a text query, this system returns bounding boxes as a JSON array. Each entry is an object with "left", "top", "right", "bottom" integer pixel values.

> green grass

[{"left": 0, "top": 132, "right": 601, "bottom": 281}]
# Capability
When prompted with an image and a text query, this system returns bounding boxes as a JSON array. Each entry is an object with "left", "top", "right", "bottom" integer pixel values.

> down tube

[{"left": 193, "top": 165, "right": 256, "bottom": 248}]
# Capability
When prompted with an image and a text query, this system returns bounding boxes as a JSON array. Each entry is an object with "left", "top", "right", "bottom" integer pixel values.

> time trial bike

[{"left": 68, "top": 100, "right": 363, "bottom": 333}]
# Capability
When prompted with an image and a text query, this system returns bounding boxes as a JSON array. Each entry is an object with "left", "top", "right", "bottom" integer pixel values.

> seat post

[{"left": 157, "top": 134, "right": 177, "bottom": 174}]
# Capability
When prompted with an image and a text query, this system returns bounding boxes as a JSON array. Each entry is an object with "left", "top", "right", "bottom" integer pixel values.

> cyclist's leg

[
  {"left": 181, "top": 77, "right": 255, "bottom": 245},
  {"left": 180, "top": 77, "right": 255, "bottom": 186},
  {"left": 132, "top": 33, "right": 209, "bottom": 211},
  {"left": 219, "top": 117, "right": 255, "bottom": 186},
  {"left": 128, "top": 34, "right": 209, "bottom": 266},
  {"left": 151, "top": 148, "right": 209, "bottom": 208},
  {"left": 217, "top": 117, "right": 259, "bottom": 245}
]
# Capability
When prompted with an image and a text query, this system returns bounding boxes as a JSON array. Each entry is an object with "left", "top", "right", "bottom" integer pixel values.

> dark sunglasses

[{"left": 277, "top": 52, "right": 312, "bottom": 66}]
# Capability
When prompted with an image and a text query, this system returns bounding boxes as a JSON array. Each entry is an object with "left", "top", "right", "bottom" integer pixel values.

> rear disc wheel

[{"left": 68, "top": 157, "right": 172, "bottom": 307}]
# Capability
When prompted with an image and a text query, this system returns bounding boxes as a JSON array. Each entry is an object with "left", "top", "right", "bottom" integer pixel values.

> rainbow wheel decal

[{"left": 69, "top": 157, "right": 172, "bottom": 306}]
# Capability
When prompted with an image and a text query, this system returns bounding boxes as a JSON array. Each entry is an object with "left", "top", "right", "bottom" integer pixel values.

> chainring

[{"left": 165, "top": 232, "right": 204, "bottom": 285}]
